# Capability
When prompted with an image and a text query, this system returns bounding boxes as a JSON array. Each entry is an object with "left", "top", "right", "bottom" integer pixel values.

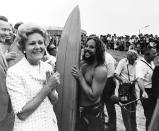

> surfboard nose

[{"left": 55, "top": 5, "right": 81, "bottom": 131}]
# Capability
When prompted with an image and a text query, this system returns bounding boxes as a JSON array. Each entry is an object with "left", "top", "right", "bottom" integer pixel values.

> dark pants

[
  {"left": 121, "top": 102, "right": 137, "bottom": 131},
  {"left": 76, "top": 102, "right": 105, "bottom": 131},
  {"left": 141, "top": 88, "right": 157, "bottom": 131},
  {"left": 102, "top": 77, "right": 116, "bottom": 131},
  {"left": 119, "top": 83, "right": 137, "bottom": 131}
]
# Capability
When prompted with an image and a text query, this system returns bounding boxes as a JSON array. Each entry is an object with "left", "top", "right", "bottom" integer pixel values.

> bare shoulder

[{"left": 94, "top": 65, "right": 107, "bottom": 80}]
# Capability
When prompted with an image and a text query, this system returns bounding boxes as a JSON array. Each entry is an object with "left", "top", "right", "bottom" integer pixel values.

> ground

[{"left": 0, "top": 49, "right": 146, "bottom": 131}]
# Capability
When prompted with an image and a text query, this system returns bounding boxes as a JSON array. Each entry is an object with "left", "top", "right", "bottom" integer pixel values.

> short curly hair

[
  {"left": 126, "top": 50, "right": 138, "bottom": 59},
  {"left": 15, "top": 23, "right": 48, "bottom": 52}
]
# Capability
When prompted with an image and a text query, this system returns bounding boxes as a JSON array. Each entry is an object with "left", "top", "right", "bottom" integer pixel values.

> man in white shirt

[
  {"left": 136, "top": 46, "right": 157, "bottom": 131},
  {"left": 114, "top": 50, "right": 138, "bottom": 131},
  {"left": 102, "top": 51, "right": 117, "bottom": 131}
]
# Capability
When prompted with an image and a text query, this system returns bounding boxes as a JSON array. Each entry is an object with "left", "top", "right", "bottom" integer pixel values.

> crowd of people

[
  {"left": 81, "top": 33, "right": 159, "bottom": 55},
  {"left": 0, "top": 14, "right": 159, "bottom": 131},
  {"left": 100, "top": 34, "right": 159, "bottom": 53}
]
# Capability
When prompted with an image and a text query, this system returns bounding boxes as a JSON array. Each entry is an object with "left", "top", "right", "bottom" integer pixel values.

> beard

[{"left": 82, "top": 50, "right": 95, "bottom": 64}]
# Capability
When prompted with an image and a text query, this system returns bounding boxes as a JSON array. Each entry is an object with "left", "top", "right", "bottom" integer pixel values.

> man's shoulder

[
  {"left": 95, "top": 65, "right": 107, "bottom": 75},
  {"left": 105, "top": 52, "right": 116, "bottom": 62},
  {"left": 136, "top": 58, "right": 146, "bottom": 67},
  {"left": 118, "top": 58, "right": 127, "bottom": 64},
  {"left": 96, "top": 64, "right": 107, "bottom": 69},
  {"left": 94, "top": 65, "right": 107, "bottom": 81},
  {"left": 105, "top": 52, "right": 112, "bottom": 57}
]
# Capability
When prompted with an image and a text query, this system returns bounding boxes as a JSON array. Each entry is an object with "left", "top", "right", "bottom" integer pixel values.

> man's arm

[
  {"left": 137, "top": 78, "right": 148, "bottom": 98},
  {"left": 114, "top": 59, "right": 129, "bottom": 84},
  {"left": 79, "top": 66, "right": 107, "bottom": 102},
  {"left": 137, "top": 78, "right": 146, "bottom": 93},
  {"left": 135, "top": 62, "right": 148, "bottom": 98},
  {"left": 114, "top": 73, "right": 123, "bottom": 83},
  {"left": 106, "top": 61, "right": 115, "bottom": 77},
  {"left": 105, "top": 53, "right": 116, "bottom": 77}
]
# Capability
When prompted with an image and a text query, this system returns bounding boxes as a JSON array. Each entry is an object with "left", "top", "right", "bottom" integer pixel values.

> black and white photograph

[{"left": 0, "top": 0, "right": 159, "bottom": 131}]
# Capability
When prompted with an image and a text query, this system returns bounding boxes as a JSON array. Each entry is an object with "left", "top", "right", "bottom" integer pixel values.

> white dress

[{"left": 6, "top": 57, "right": 58, "bottom": 131}]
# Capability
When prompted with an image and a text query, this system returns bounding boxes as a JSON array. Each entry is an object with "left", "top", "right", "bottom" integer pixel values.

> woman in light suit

[{"left": 6, "top": 23, "right": 60, "bottom": 131}]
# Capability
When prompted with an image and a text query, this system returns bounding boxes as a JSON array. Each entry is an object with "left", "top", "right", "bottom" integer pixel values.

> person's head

[
  {"left": 47, "top": 44, "right": 56, "bottom": 57},
  {"left": 0, "top": 20, "right": 13, "bottom": 44},
  {"left": 82, "top": 36, "right": 105, "bottom": 65},
  {"left": 16, "top": 23, "right": 48, "bottom": 65},
  {"left": 0, "top": 15, "right": 8, "bottom": 22},
  {"left": 143, "top": 46, "right": 157, "bottom": 62},
  {"left": 126, "top": 50, "right": 138, "bottom": 65},
  {"left": 14, "top": 22, "right": 23, "bottom": 34}
]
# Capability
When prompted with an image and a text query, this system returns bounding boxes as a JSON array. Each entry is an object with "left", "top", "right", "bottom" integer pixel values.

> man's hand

[
  {"left": 142, "top": 91, "right": 149, "bottom": 99},
  {"left": 71, "top": 65, "right": 83, "bottom": 81},
  {"left": 5, "top": 51, "right": 16, "bottom": 61}
]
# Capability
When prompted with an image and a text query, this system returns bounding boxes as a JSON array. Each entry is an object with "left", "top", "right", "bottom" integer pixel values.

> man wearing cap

[{"left": 114, "top": 50, "right": 138, "bottom": 131}]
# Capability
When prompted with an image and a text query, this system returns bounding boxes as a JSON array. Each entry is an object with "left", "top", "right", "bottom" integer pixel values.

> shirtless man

[{"left": 72, "top": 36, "right": 107, "bottom": 131}]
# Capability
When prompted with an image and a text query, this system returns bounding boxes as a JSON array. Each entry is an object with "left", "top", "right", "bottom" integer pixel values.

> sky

[{"left": 1, "top": 0, "right": 159, "bottom": 36}]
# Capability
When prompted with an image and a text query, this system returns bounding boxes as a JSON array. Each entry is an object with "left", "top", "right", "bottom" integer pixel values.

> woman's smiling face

[{"left": 25, "top": 33, "right": 45, "bottom": 65}]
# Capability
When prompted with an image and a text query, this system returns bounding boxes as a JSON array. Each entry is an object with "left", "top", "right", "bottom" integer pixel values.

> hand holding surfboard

[{"left": 55, "top": 5, "right": 81, "bottom": 131}]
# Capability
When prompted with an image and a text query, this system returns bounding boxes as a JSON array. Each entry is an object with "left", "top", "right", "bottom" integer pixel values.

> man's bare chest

[{"left": 82, "top": 67, "right": 95, "bottom": 85}]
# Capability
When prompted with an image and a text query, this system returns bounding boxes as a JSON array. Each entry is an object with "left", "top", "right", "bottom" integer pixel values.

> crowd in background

[
  {"left": 50, "top": 33, "right": 159, "bottom": 56},
  {"left": 100, "top": 34, "right": 159, "bottom": 53}
]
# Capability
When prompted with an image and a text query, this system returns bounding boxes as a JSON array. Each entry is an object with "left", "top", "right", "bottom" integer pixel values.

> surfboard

[{"left": 55, "top": 5, "right": 81, "bottom": 131}]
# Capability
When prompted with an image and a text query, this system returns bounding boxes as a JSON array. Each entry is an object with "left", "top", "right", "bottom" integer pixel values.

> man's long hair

[{"left": 86, "top": 36, "right": 105, "bottom": 65}]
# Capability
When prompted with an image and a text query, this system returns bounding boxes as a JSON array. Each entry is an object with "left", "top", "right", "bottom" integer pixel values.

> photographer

[{"left": 114, "top": 50, "right": 138, "bottom": 131}]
